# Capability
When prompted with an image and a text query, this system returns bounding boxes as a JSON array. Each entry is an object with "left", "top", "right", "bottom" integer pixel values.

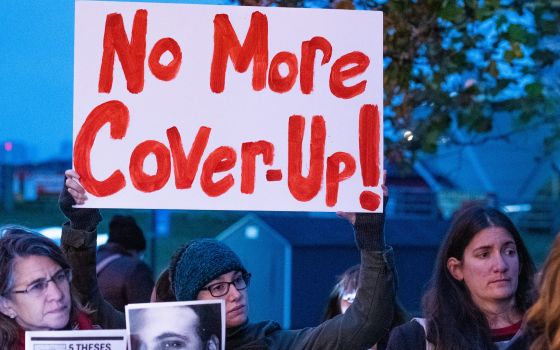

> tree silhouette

[{"left": 237, "top": 0, "right": 560, "bottom": 166}]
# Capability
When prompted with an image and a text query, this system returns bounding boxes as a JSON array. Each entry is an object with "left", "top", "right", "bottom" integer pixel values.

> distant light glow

[
  {"left": 245, "top": 225, "right": 259, "bottom": 239},
  {"left": 503, "top": 204, "right": 532, "bottom": 213},
  {"left": 464, "top": 78, "right": 477, "bottom": 89},
  {"left": 4, "top": 142, "right": 12, "bottom": 152},
  {"left": 403, "top": 130, "right": 414, "bottom": 141},
  {"left": 439, "top": 136, "right": 450, "bottom": 144},
  {"left": 37, "top": 226, "right": 108, "bottom": 246},
  {"left": 38, "top": 227, "right": 62, "bottom": 240}
]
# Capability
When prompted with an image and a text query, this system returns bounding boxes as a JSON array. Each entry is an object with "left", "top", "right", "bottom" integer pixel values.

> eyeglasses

[
  {"left": 9, "top": 268, "right": 72, "bottom": 297},
  {"left": 201, "top": 273, "right": 251, "bottom": 297},
  {"left": 341, "top": 291, "right": 356, "bottom": 304}
]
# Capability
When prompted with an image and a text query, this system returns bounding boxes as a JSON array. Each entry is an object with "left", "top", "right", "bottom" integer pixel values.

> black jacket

[{"left": 96, "top": 242, "right": 154, "bottom": 311}]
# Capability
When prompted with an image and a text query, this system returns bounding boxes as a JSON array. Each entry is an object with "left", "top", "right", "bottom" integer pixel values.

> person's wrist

[
  {"left": 354, "top": 213, "right": 385, "bottom": 250},
  {"left": 69, "top": 209, "right": 102, "bottom": 231},
  {"left": 59, "top": 180, "right": 102, "bottom": 231},
  {"left": 353, "top": 196, "right": 388, "bottom": 251}
]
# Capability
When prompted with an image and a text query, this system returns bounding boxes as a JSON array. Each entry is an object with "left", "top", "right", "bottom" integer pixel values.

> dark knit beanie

[
  {"left": 172, "top": 239, "right": 246, "bottom": 301},
  {"left": 108, "top": 215, "right": 146, "bottom": 251}
]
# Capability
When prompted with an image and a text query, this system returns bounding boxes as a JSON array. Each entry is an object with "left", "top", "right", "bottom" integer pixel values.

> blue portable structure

[{"left": 217, "top": 213, "right": 450, "bottom": 328}]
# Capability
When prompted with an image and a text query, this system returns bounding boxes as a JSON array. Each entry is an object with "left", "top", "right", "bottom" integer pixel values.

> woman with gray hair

[{"left": 0, "top": 226, "right": 117, "bottom": 350}]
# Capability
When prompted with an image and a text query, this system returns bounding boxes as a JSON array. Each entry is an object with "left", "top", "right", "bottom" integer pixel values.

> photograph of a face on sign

[{"left": 125, "top": 300, "right": 225, "bottom": 350}]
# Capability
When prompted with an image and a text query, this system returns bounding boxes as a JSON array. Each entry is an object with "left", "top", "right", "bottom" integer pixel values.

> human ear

[
  {"left": 0, "top": 297, "right": 16, "bottom": 319},
  {"left": 447, "top": 257, "right": 464, "bottom": 281},
  {"left": 206, "top": 334, "right": 219, "bottom": 350}
]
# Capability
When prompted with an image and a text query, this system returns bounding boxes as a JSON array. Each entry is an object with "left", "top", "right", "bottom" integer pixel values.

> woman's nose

[
  {"left": 45, "top": 280, "right": 65, "bottom": 301},
  {"left": 493, "top": 253, "right": 509, "bottom": 272},
  {"left": 227, "top": 283, "right": 242, "bottom": 301}
]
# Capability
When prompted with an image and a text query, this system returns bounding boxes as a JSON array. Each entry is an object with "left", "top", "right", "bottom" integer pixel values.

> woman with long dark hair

[{"left": 386, "top": 205, "right": 536, "bottom": 350}]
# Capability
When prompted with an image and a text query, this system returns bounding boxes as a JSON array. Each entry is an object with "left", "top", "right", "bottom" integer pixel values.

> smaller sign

[
  {"left": 126, "top": 300, "right": 225, "bottom": 350},
  {"left": 25, "top": 329, "right": 126, "bottom": 350}
]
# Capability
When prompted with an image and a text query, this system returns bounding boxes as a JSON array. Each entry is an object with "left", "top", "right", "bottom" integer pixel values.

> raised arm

[
  {"left": 267, "top": 191, "right": 396, "bottom": 349},
  {"left": 318, "top": 196, "right": 395, "bottom": 349},
  {"left": 59, "top": 169, "right": 125, "bottom": 329}
]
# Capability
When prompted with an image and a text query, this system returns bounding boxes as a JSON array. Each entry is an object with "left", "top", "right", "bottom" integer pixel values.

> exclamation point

[{"left": 358, "top": 104, "right": 381, "bottom": 211}]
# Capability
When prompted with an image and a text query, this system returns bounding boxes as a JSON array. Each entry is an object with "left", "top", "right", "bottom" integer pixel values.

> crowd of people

[{"left": 0, "top": 168, "right": 559, "bottom": 350}]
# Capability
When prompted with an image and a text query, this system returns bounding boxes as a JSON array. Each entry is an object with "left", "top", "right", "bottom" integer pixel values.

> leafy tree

[{"left": 238, "top": 0, "right": 560, "bottom": 166}]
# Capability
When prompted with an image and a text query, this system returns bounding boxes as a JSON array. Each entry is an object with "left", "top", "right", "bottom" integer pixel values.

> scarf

[{"left": 16, "top": 311, "right": 94, "bottom": 350}]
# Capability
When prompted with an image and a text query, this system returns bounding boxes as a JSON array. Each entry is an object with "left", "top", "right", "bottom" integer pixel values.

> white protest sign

[
  {"left": 74, "top": 1, "right": 383, "bottom": 212},
  {"left": 125, "top": 300, "right": 225, "bottom": 350},
  {"left": 25, "top": 329, "right": 126, "bottom": 350}
]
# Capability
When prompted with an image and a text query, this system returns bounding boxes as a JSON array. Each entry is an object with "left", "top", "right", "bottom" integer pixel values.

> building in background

[{"left": 217, "top": 211, "right": 449, "bottom": 328}]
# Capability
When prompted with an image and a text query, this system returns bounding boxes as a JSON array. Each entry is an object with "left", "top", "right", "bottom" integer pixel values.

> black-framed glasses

[
  {"left": 202, "top": 273, "right": 251, "bottom": 297},
  {"left": 9, "top": 268, "right": 72, "bottom": 297}
]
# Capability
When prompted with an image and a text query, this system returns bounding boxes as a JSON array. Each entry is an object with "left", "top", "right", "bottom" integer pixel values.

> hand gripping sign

[{"left": 74, "top": 1, "right": 384, "bottom": 212}]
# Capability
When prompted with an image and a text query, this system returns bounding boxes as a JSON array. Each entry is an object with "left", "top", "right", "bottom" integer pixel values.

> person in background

[
  {"left": 61, "top": 169, "right": 396, "bottom": 350},
  {"left": 322, "top": 263, "right": 408, "bottom": 350},
  {"left": 97, "top": 215, "right": 154, "bottom": 311},
  {"left": 150, "top": 268, "right": 176, "bottom": 302},
  {"left": 323, "top": 264, "right": 361, "bottom": 320},
  {"left": 522, "top": 232, "right": 560, "bottom": 350},
  {"left": 0, "top": 226, "right": 120, "bottom": 350},
  {"left": 386, "top": 205, "right": 536, "bottom": 350}
]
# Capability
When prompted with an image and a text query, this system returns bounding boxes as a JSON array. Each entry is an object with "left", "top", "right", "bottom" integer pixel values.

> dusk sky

[
  {"left": 0, "top": 0, "right": 226, "bottom": 162},
  {"left": 1, "top": 1, "right": 74, "bottom": 161}
]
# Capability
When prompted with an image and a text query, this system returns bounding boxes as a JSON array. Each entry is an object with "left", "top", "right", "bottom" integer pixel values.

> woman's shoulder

[
  {"left": 505, "top": 330, "right": 532, "bottom": 350},
  {"left": 385, "top": 319, "right": 427, "bottom": 350},
  {"left": 393, "top": 319, "right": 426, "bottom": 336}
]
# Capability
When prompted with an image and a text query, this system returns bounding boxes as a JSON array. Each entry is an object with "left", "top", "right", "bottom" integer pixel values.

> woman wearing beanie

[{"left": 60, "top": 169, "right": 396, "bottom": 350}]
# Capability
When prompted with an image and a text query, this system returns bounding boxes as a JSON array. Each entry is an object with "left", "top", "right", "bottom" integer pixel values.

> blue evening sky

[
  {"left": 0, "top": 0, "right": 228, "bottom": 163},
  {"left": 1, "top": 1, "right": 74, "bottom": 161}
]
